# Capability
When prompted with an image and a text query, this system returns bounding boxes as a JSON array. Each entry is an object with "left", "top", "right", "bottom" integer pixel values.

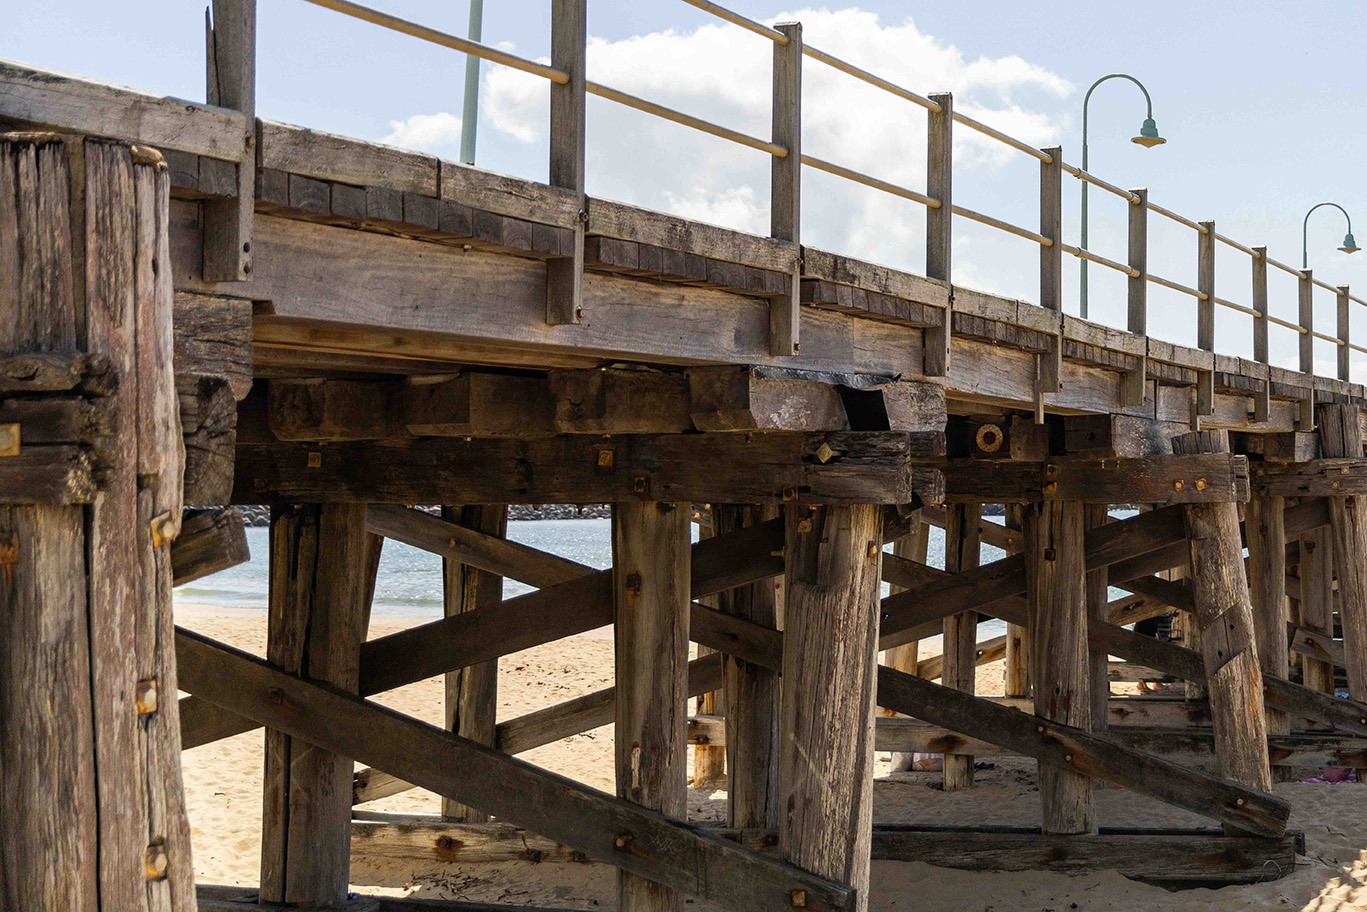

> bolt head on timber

[{"left": 1132, "top": 116, "right": 1165, "bottom": 148}]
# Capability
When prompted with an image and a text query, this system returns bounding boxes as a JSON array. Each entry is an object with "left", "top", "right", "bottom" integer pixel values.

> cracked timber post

[
  {"left": 780, "top": 503, "right": 882, "bottom": 912},
  {"left": 613, "top": 500, "right": 691, "bottom": 912}
]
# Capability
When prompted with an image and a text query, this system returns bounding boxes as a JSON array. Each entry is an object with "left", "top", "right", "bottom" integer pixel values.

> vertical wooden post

[
  {"left": 693, "top": 511, "right": 725, "bottom": 790},
  {"left": 204, "top": 0, "right": 255, "bottom": 281},
  {"left": 441, "top": 504, "right": 507, "bottom": 821},
  {"left": 1197, "top": 220, "right": 1216, "bottom": 352},
  {"left": 613, "top": 501, "right": 690, "bottom": 912},
  {"left": 1026, "top": 500, "right": 1094, "bottom": 834},
  {"left": 1172, "top": 431, "right": 1273, "bottom": 814},
  {"left": 923, "top": 92, "right": 953, "bottom": 377},
  {"left": 883, "top": 520, "right": 930, "bottom": 771},
  {"left": 260, "top": 505, "right": 316, "bottom": 902},
  {"left": 715, "top": 504, "right": 781, "bottom": 827},
  {"left": 546, "top": 0, "right": 586, "bottom": 325},
  {"left": 1038, "top": 147, "right": 1063, "bottom": 408},
  {"left": 89, "top": 139, "right": 197, "bottom": 911},
  {"left": 1245, "top": 493, "right": 1290, "bottom": 735},
  {"left": 1084, "top": 504, "right": 1110, "bottom": 731},
  {"left": 780, "top": 504, "right": 881, "bottom": 912},
  {"left": 1337, "top": 285, "right": 1351, "bottom": 381},
  {"left": 1314, "top": 404, "right": 1367, "bottom": 706},
  {"left": 261, "top": 504, "right": 368, "bottom": 904},
  {"left": 769, "top": 22, "right": 802, "bottom": 357},
  {"left": 1299, "top": 269, "right": 1315, "bottom": 375},
  {"left": 1003, "top": 504, "right": 1031, "bottom": 698},
  {"left": 1252, "top": 247, "right": 1269, "bottom": 364},
  {"left": 941, "top": 503, "right": 982, "bottom": 790},
  {"left": 1298, "top": 528, "right": 1336, "bottom": 693},
  {"left": 1128, "top": 189, "right": 1148, "bottom": 335},
  {"left": 0, "top": 133, "right": 99, "bottom": 912}
]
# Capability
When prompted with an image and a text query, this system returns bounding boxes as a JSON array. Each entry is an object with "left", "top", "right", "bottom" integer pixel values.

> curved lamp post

[
  {"left": 1081, "top": 73, "right": 1166, "bottom": 319},
  {"left": 1302, "top": 202, "right": 1360, "bottom": 269}
]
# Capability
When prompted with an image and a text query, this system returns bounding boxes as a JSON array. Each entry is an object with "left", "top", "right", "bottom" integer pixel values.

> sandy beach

[{"left": 178, "top": 606, "right": 1367, "bottom": 911}]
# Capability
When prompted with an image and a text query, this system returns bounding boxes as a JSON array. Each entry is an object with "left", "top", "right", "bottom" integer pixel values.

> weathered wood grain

[
  {"left": 941, "top": 503, "right": 981, "bottom": 791},
  {"left": 614, "top": 501, "right": 691, "bottom": 912},
  {"left": 441, "top": 505, "right": 507, "bottom": 822},
  {"left": 0, "top": 131, "right": 98, "bottom": 912},
  {"left": 174, "top": 630, "right": 857, "bottom": 912},
  {"left": 874, "top": 665, "right": 1288, "bottom": 837},
  {"left": 781, "top": 504, "right": 882, "bottom": 912},
  {"left": 1027, "top": 500, "right": 1093, "bottom": 833},
  {"left": 233, "top": 432, "right": 944, "bottom": 506}
]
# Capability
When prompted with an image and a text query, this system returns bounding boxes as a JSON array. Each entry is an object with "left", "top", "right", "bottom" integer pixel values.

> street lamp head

[
  {"left": 1131, "top": 116, "right": 1165, "bottom": 148},
  {"left": 1340, "top": 232, "right": 1360, "bottom": 255}
]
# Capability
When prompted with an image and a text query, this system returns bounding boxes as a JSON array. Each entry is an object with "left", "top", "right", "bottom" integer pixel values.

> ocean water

[{"left": 172, "top": 512, "right": 1138, "bottom": 648}]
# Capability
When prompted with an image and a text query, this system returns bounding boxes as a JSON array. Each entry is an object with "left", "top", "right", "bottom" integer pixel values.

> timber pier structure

[{"left": 4, "top": 0, "right": 1367, "bottom": 908}]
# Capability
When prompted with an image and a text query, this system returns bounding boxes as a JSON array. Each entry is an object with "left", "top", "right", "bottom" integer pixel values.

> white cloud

[
  {"left": 382, "top": 112, "right": 463, "bottom": 159},
  {"left": 472, "top": 9, "right": 1073, "bottom": 288}
]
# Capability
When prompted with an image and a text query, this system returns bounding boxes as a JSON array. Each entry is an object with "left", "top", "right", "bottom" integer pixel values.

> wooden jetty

[{"left": 4, "top": 0, "right": 1367, "bottom": 907}]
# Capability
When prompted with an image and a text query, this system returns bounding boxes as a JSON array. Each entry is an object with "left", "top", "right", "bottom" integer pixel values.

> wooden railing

[{"left": 220, "top": 0, "right": 1358, "bottom": 383}]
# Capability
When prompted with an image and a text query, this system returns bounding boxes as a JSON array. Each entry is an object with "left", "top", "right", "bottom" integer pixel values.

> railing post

[
  {"left": 1338, "top": 284, "right": 1351, "bottom": 381},
  {"left": 1196, "top": 220, "right": 1216, "bottom": 417},
  {"left": 1299, "top": 269, "right": 1315, "bottom": 374},
  {"left": 203, "top": 0, "right": 255, "bottom": 282},
  {"left": 770, "top": 22, "right": 802, "bottom": 357},
  {"left": 1197, "top": 220, "right": 1216, "bottom": 350},
  {"left": 1037, "top": 146, "right": 1063, "bottom": 421},
  {"left": 546, "top": 0, "right": 587, "bottom": 325},
  {"left": 1127, "top": 188, "right": 1148, "bottom": 335},
  {"left": 924, "top": 92, "right": 953, "bottom": 377},
  {"left": 1252, "top": 246, "right": 1269, "bottom": 364}
]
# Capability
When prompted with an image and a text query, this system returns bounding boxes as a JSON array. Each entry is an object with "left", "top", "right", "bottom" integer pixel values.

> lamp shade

[
  {"left": 1132, "top": 116, "right": 1165, "bottom": 148},
  {"left": 1340, "top": 232, "right": 1360, "bottom": 254}
]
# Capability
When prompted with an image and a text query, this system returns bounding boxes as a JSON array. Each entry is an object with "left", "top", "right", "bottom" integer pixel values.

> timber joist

[{"left": 938, "top": 453, "right": 1250, "bottom": 504}]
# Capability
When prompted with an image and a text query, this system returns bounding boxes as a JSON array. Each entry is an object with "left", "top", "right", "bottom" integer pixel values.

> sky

[{"left": 8, "top": 0, "right": 1367, "bottom": 378}]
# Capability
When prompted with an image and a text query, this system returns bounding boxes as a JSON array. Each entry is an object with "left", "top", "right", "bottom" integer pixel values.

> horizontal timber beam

[
  {"left": 348, "top": 819, "right": 1302, "bottom": 889},
  {"left": 175, "top": 629, "right": 854, "bottom": 912},
  {"left": 939, "top": 454, "right": 1250, "bottom": 504},
  {"left": 1254, "top": 458, "right": 1367, "bottom": 496},
  {"left": 232, "top": 432, "right": 945, "bottom": 506}
]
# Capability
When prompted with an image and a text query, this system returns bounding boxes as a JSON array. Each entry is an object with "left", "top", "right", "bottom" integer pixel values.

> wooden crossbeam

[
  {"left": 1254, "top": 458, "right": 1367, "bottom": 496},
  {"left": 939, "top": 454, "right": 1251, "bottom": 504},
  {"left": 232, "top": 432, "right": 944, "bottom": 506},
  {"left": 180, "top": 517, "right": 785, "bottom": 749},
  {"left": 347, "top": 819, "right": 1302, "bottom": 890},
  {"left": 687, "top": 714, "right": 1363, "bottom": 766},
  {"left": 175, "top": 629, "right": 854, "bottom": 912},
  {"left": 873, "top": 664, "right": 1289, "bottom": 837},
  {"left": 1090, "top": 619, "right": 1367, "bottom": 737}
]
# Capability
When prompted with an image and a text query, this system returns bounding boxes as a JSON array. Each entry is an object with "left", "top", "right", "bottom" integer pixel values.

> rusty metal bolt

[
  {"left": 790, "top": 890, "right": 807, "bottom": 909},
  {"left": 866, "top": 541, "right": 879, "bottom": 560},
  {"left": 598, "top": 449, "right": 614, "bottom": 467},
  {"left": 1173, "top": 479, "right": 1184, "bottom": 492},
  {"left": 307, "top": 451, "right": 322, "bottom": 468},
  {"left": 614, "top": 833, "right": 632, "bottom": 850},
  {"left": 632, "top": 476, "right": 648, "bottom": 494},
  {"left": 1195, "top": 477, "right": 1208, "bottom": 491}
]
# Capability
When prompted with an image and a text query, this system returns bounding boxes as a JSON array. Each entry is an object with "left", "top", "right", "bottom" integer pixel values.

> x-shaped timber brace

[{"left": 171, "top": 474, "right": 1367, "bottom": 907}]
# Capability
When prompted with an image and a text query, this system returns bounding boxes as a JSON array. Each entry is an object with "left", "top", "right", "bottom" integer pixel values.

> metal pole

[
  {"left": 1302, "top": 201, "right": 1354, "bottom": 269},
  {"left": 459, "top": 0, "right": 484, "bottom": 165},
  {"left": 1080, "top": 73, "right": 1158, "bottom": 319}
]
